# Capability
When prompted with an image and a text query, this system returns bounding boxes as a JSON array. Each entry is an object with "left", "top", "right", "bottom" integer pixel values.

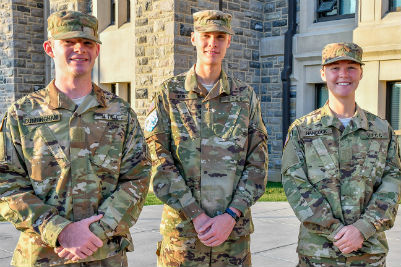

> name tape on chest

[
  {"left": 303, "top": 129, "right": 332, "bottom": 137},
  {"left": 94, "top": 113, "right": 124, "bottom": 121},
  {"left": 367, "top": 132, "right": 387, "bottom": 139},
  {"left": 23, "top": 114, "right": 61, "bottom": 125},
  {"left": 169, "top": 93, "right": 198, "bottom": 100},
  {"left": 220, "top": 96, "right": 248, "bottom": 103}
]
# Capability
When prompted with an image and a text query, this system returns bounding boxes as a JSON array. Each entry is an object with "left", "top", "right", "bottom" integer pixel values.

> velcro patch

[
  {"left": 220, "top": 96, "right": 249, "bottom": 103},
  {"left": 23, "top": 114, "right": 61, "bottom": 125},
  {"left": 367, "top": 132, "right": 388, "bottom": 139},
  {"left": 94, "top": 113, "right": 124, "bottom": 121},
  {"left": 303, "top": 128, "right": 332, "bottom": 137}
]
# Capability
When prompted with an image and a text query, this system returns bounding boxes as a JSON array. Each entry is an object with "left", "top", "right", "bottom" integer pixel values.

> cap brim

[
  {"left": 195, "top": 25, "right": 234, "bottom": 35},
  {"left": 51, "top": 31, "right": 102, "bottom": 44},
  {"left": 322, "top": 56, "right": 364, "bottom": 66}
]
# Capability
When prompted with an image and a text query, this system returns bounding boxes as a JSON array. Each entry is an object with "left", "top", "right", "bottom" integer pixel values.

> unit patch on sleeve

[{"left": 145, "top": 109, "right": 158, "bottom": 132}]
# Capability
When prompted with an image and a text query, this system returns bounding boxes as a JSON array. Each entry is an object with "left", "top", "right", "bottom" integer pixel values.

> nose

[
  {"left": 208, "top": 36, "right": 217, "bottom": 47},
  {"left": 338, "top": 67, "right": 348, "bottom": 78},
  {"left": 73, "top": 42, "right": 85, "bottom": 53}
]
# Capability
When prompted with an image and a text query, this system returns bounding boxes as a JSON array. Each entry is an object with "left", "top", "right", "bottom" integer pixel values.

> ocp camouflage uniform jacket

[
  {"left": 282, "top": 103, "right": 401, "bottom": 258},
  {"left": 145, "top": 66, "right": 268, "bottom": 238},
  {"left": 0, "top": 81, "right": 151, "bottom": 266}
]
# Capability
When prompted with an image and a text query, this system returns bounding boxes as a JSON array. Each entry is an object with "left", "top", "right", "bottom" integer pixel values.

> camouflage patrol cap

[
  {"left": 322, "top": 42, "right": 364, "bottom": 66},
  {"left": 193, "top": 10, "right": 234, "bottom": 35},
  {"left": 47, "top": 10, "right": 102, "bottom": 44}
]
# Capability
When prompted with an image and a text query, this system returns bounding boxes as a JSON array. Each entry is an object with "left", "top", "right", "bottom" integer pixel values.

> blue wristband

[{"left": 225, "top": 208, "right": 240, "bottom": 222}]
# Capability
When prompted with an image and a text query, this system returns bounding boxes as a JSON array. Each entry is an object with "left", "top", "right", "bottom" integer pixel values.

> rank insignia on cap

[{"left": 145, "top": 109, "right": 158, "bottom": 132}]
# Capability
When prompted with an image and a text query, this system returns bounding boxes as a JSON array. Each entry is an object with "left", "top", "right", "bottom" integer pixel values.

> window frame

[
  {"left": 315, "top": 83, "right": 329, "bottom": 109},
  {"left": 386, "top": 81, "right": 401, "bottom": 130},
  {"left": 316, "top": 0, "right": 356, "bottom": 22}
]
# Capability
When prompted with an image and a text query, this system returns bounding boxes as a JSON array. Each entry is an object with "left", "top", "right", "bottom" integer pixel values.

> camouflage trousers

[
  {"left": 27, "top": 252, "right": 128, "bottom": 267},
  {"left": 298, "top": 253, "right": 386, "bottom": 267},
  {"left": 157, "top": 235, "right": 251, "bottom": 267}
]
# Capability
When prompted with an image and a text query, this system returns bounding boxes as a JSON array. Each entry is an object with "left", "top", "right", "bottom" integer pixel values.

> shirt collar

[
  {"left": 320, "top": 101, "right": 369, "bottom": 131},
  {"left": 184, "top": 65, "right": 231, "bottom": 96},
  {"left": 46, "top": 80, "right": 107, "bottom": 110}
]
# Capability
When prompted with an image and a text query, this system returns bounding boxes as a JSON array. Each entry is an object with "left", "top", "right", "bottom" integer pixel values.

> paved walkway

[{"left": 0, "top": 202, "right": 400, "bottom": 266}]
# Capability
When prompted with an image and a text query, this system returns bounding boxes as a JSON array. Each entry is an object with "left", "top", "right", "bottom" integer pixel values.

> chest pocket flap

[
  {"left": 37, "top": 126, "right": 70, "bottom": 169},
  {"left": 311, "top": 138, "right": 338, "bottom": 179},
  {"left": 176, "top": 102, "right": 198, "bottom": 138},
  {"left": 360, "top": 139, "right": 383, "bottom": 178}
]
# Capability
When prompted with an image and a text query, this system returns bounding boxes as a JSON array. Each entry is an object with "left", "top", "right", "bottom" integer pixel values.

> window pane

[
  {"left": 316, "top": 84, "right": 329, "bottom": 109},
  {"left": 391, "top": 0, "right": 401, "bottom": 11},
  {"left": 340, "top": 0, "right": 356, "bottom": 15},
  {"left": 127, "top": 0, "right": 131, "bottom": 22},
  {"left": 111, "top": 0, "right": 115, "bottom": 25},
  {"left": 390, "top": 83, "right": 401, "bottom": 130}
]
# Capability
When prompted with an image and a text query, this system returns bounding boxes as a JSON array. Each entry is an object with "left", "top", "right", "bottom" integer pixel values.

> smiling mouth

[
  {"left": 70, "top": 58, "right": 88, "bottom": 62},
  {"left": 337, "top": 82, "right": 351, "bottom": 86}
]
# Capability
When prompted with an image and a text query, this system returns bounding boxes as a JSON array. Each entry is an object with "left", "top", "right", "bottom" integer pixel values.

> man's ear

[
  {"left": 190, "top": 32, "right": 196, "bottom": 46},
  {"left": 320, "top": 67, "right": 326, "bottom": 82},
  {"left": 43, "top": 40, "right": 55, "bottom": 58},
  {"left": 95, "top": 43, "right": 100, "bottom": 57},
  {"left": 226, "top": 34, "right": 231, "bottom": 49}
]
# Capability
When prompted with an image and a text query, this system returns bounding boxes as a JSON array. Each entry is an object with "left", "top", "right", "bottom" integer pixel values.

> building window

[
  {"left": 111, "top": 83, "right": 116, "bottom": 94},
  {"left": 110, "top": 0, "right": 116, "bottom": 25},
  {"left": 390, "top": 0, "right": 401, "bottom": 12},
  {"left": 127, "top": 0, "right": 131, "bottom": 22},
  {"left": 316, "top": 0, "right": 356, "bottom": 22},
  {"left": 127, "top": 82, "right": 131, "bottom": 104},
  {"left": 315, "top": 84, "right": 329, "bottom": 109},
  {"left": 386, "top": 82, "right": 401, "bottom": 130}
]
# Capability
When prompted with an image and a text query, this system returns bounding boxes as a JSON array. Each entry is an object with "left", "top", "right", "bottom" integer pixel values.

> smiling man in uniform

[
  {"left": 145, "top": 10, "right": 268, "bottom": 267},
  {"left": 0, "top": 10, "right": 150, "bottom": 267}
]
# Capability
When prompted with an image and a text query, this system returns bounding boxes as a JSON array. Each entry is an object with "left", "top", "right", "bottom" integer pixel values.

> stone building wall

[
  {"left": 0, "top": 0, "right": 46, "bottom": 118},
  {"left": 261, "top": 0, "right": 288, "bottom": 179},
  {"left": 134, "top": 0, "right": 175, "bottom": 117},
  {"left": 0, "top": 1, "right": 15, "bottom": 117}
]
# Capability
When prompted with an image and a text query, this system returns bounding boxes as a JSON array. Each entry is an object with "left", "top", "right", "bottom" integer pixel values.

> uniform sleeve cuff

[
  {"left": 41, "top": 215, "right": 72, "bottom": 247},
  {"left": 352, "top": 219, "right": 376, "bottom": 240},
  {"left": 229, "top": 198, "right": 248, "bottom": 216},
  {"left": 327, "top": 223, "right": 344, "bottom": 242},
  {"left": 182, "top": 201, "right": 204, "bottom": 220},
  {"left": 89, "top": 221, "right": 108, "bottom": 240}
]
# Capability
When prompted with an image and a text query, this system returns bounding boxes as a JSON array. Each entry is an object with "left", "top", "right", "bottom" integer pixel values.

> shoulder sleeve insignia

[{"left": 145, "top": 109, "right": 158, "bottom": 132}]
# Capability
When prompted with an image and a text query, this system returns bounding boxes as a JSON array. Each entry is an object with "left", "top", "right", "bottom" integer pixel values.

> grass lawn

[{"left": 144, "top": 181, "right": 286, "bottom": 206}]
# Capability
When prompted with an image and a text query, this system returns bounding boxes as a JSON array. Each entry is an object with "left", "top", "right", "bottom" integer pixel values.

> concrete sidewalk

[{"left": 0, "top": 202, "right": 400, "bottom": 266}]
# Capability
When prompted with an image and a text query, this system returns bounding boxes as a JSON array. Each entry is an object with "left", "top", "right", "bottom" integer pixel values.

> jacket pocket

[
  {"left": 30, "top": 125, "right": 70, "bottom": 182},
  {"left": 212, "top": 104, "right": 242, "bottom": 140},
  {"left": 90, "top": 120, "right": 124, "bottom": 175},
  {"left": 176, "top": 102, "right": 199, "bottom": 139},
  {"left": 309, "top": 138, "right": 338, "bottom": 184}
]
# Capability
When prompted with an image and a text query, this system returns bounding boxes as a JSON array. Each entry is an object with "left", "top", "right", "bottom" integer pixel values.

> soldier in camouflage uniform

[
  {"left": 144, "top": 10, "right": 268, "bottom": 267},
  {"left": 282, "top": 42, "right": 401, "bottom": 266},
  {"left": 0, "top": 10, "right": 151, "bottom": 267}
]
